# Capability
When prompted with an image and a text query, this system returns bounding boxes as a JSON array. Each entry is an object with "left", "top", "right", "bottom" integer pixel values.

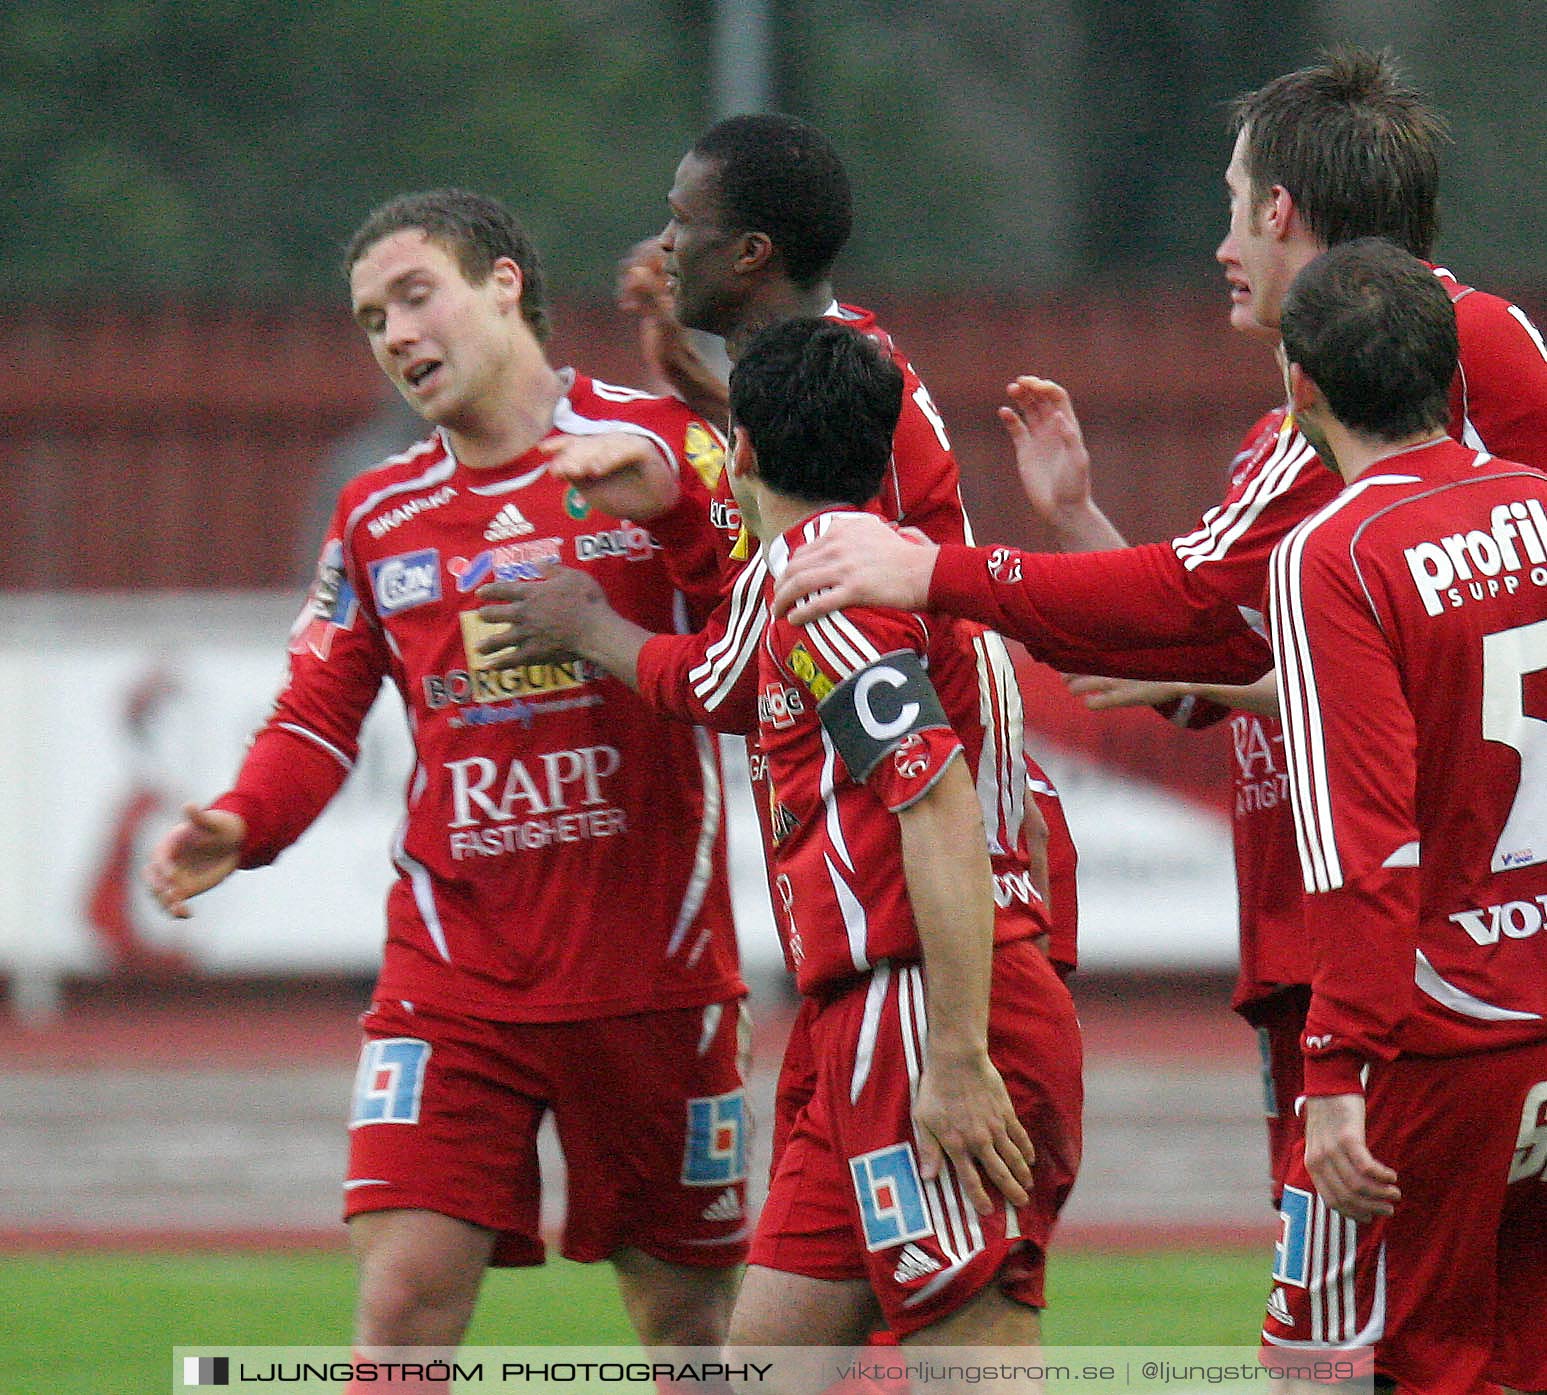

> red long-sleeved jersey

[
  {"left": 1270, "top": 438, "right": 1547, "bottom": 1092},
  {"left": 631, "top": 302, "right": 1079, "bottom": 968},
  {"left": 758, "top": 509, "right": 1049, "bottom": 994},
  {"left": 213, "top": 372, "right": 743, "bottom": 1022}
]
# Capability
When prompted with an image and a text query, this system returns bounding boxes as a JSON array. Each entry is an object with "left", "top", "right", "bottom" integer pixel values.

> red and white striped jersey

[
  {"left": 630, "top": 303, "right": 1078, "bottom": 967},
  {"left": 1269, "top": 437, "right": 1547, "bottom": 1091},
  {"left": 634, "top": 301, "right": 979, "bottom": 732},
  {"left": 212, "top": 371, "right": 743, "bottom": 1023},
  {"left": 758, "top": 509, "right": 1049, "bottom": 995}
]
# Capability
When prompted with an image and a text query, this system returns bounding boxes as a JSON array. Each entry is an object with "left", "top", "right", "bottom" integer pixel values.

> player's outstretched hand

[
  {"left": 772, "top": 515, "right": 938, "bottom": 625},
  {"left": 540, "top": 433, "right": 680, "bottom": 521},
  {"left": 913, "top": 1048, "right": 1035, "bottom": 1215},
  {"left": 1065, "top": 674, "right": 1190, "bottom": 711},
  {"left": 476, "top": 566, "right": 607, "bottom": 669},
  {"left": 143, "top": 804, "right": 246, "bottom": 919},
  {"left": 998, "top": 376, "right": 1126, "bottom": 550},
  {"left": 1302, "top": 1093, "right": 1401, "bottom": 1223},
  {"left": 998, "top": 376, "right": 1093, "bottom": 518}
]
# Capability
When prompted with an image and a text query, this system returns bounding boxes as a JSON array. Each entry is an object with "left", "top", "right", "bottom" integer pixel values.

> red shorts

[
  {"left": 1253, "top": 985, "right": 1310, "bottom": 1206},
  {"left": 770, "top": 995, "right": 821, "bottom": 1176},
  {"left": 750, "top": 939, "right": 1083, "bottom": 1337},
  {"left": 345, "top": 998, "right": 750, "bottom": 1269},
  {"left": 1261, "top": 1038, "right": 1547, "bottom": 1393}
]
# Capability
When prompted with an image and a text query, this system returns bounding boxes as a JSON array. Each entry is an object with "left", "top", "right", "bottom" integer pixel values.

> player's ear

[
  {"left": 734, "top": 231, "right": 775, "bottom": 275},
  {"left": 729, "top": 423, "right": 759, "bottom": 479},
  {"left": 1285, "top": 360, "right": 1319, "bottom": 418},
  {"left": 1265, "top": 184, "right": 1297, "bottom": 240},
  {"left": 490, "top": 257, "right": 525, "bottom": 311}
]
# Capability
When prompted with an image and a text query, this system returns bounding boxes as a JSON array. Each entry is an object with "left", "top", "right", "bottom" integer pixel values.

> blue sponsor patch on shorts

[
  {"left": 350, "top": 1037, "right": 431, "bottom": 1127},
  {"left": 850, "top": 1143, "right": 935, "bottom": 1252},
  {"left": 1274, "top": 1185, "right": 1313, "bottom": 1287},
  {"left": 683, "top": 1090, "right": 748, "bottom": 1185}
]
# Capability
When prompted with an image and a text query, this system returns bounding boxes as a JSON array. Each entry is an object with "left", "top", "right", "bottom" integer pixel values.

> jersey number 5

[{"left": 1482, "top": 617, "right": 1547, "bottom": 872}]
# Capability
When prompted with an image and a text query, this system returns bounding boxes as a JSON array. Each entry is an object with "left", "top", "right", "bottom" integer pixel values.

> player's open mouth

[{"left": 406, "top": 361, "right": 442, "bottom": 389}]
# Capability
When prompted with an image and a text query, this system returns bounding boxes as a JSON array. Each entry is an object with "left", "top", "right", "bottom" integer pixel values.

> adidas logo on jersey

[
  {"left": 485, "top": 502, "right": 534, "bottom": 541},
  {"left": 1266, "top": 1286, "right": 1293, "bottom": 1325},
  {"left": 701, "top": 1188, "right": 743, "bottom": 1222},
  {"left": 892, "top": 1243, "right": 942, "bottom": 1284}
]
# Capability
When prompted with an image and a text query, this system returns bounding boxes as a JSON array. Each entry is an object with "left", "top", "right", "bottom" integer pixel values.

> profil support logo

[{"left": 1404, "top": 499, "right": 1547, "bottom": 615}]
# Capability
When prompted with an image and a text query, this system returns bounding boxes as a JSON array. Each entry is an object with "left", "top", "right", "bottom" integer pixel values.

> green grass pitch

[{"left": 0, "top": 1248, "right": 1270, "bottom": 1393}]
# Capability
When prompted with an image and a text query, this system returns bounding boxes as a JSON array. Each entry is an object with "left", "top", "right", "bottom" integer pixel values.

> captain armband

[{"left": 816, "top": 649, "right": 950, "bottom": 782}]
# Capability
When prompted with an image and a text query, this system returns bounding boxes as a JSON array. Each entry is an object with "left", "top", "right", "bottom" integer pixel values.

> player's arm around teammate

[{"left": 720, "top": 321, "right": 1080, "bottom": 1387}]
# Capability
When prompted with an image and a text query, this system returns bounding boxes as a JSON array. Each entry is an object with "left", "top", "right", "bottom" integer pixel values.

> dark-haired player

[{"left": 721, "top": 319, "right": 1080, "bottom": 1365}]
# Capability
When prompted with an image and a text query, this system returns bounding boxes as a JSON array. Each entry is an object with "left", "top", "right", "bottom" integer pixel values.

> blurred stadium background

[{"left": 3, "top": 0, "right": 1544, "bottom": 1383}]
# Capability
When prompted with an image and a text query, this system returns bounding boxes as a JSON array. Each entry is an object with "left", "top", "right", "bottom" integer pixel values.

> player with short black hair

[
  {"left": 726, "top": 317, "right": 902, "bottom": 506},
  {"left": 719, "top": 317, "right": 1081, "bottom": 1366},
  {"left": 690, "top": 113, "right": 854, "bottom": 299}
]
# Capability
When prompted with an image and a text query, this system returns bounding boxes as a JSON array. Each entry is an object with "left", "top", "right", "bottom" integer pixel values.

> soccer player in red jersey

[
  {"left": 144, "top": 190, "right": 747, "bottom": 1371},
  {"left": 479, "top": 114, "right": 1079, "bottom": 981},
  {"left": 719, "top": 318, "right": 1080, "bottom": 1368},
  {"left": 1263, "top": 236, "right": 1547, "bottom": 1395},
  {"left": 477, "top": 145, "right": 1083, "bottom": 1359},
  {"left": 773, "top": 50, "right": 1547, "bottom": 1209}
]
